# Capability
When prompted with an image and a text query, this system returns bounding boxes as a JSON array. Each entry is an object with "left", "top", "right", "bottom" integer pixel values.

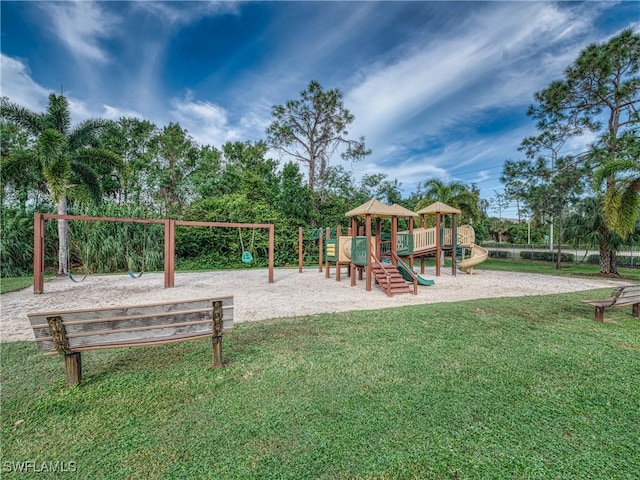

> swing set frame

[{"left": 33, "top": 213, "right": 275, "bottom": 294}]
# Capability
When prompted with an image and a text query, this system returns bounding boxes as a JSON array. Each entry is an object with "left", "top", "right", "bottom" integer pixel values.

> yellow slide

[{"left": 458, "top": 244, "right": 488, "bottom": 274}]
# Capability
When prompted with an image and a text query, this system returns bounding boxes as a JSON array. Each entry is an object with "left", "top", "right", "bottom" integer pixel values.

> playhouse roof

[
  {"left": 345, "top": 199, "right": 398, "bottom": 217},
  {"left": 390, "top": 203, "right": 419, "bottom": 217},
  {"left": 416, "top": 201, "right": 461, "bottom": 215}
]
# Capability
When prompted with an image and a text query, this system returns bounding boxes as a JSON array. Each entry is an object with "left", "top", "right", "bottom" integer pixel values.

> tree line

[{"left": 1, "top": 30, "right": 638, "bottom": 277}]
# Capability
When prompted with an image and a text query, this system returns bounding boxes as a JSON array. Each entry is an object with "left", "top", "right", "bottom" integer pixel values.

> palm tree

[
  {"left": 415, "top": 178, "right": 483, "bottom": 224},
  {"left": 564, "top": 196, "right": 624, "bottom": 274},
  {"left": 1, "top": 94, "right": 122, "bottom": 274},
  {"left": 594, "top": 155, "right": 640, "bottom": 239}
]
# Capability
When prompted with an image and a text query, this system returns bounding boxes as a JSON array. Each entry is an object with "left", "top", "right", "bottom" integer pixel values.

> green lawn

[
  {"left": 0, "top": 277, "right": 33, "bottom": 294},
  {"left": 1, "top": 290, "right": 639, "bottom": 479},
  {"left": 476, "top": 258, "right": 640, "bottom": 280}
]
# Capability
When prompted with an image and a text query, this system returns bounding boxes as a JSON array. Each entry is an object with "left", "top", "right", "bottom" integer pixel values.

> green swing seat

[{"left": 241, "top": 251, "right": 253, "bottom": 264}]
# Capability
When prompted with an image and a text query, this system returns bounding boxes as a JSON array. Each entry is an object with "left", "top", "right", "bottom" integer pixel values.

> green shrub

[{"left": 519, "top": 251, "right": 575, "bottom": 262}]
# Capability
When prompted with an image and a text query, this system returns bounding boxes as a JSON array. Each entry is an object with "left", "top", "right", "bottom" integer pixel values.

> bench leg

[
  {"left": 64, "top": 353, "right": 82, "bottom": 386},
  {"left": 633, "top": 303, "right": 639, "bottom": 318},
  {"left": 594, "top": 306, "right": 604, "bottom": 322},
  {"left": 212, "top": 336, "right": 223, "bottom": 368}
]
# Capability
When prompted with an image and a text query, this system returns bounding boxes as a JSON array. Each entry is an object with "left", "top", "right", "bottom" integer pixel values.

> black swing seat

[
  {"left": 127, "top": 270, "right": 144, "bottom": 279},
  {"left": 68, "top": 272, "right": 87, "bottom": 283}
]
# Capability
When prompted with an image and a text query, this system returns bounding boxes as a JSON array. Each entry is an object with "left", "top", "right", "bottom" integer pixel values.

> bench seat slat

[
  {"left": 29, "top": 305, "right": 233, "bottom": 329},
  {"left": 42, "top": 328, "right": 233, "bottom": 356},
  {"left": 27, "top": 296, "right": 233, "bottom": 327}
]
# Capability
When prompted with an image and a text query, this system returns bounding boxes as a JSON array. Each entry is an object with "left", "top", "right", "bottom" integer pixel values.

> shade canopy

[
  {"left": 416, "top": 201, "right": 461, "bottom": 215},
  {"left": 390, "top": 203, "right": 418, "bottom": 217},
  {"left": 345, "top": 199, "right": 399, "bottom": 218}
]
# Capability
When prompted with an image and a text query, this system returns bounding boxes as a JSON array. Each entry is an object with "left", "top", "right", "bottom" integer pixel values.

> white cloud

[
  {"left": 101, "top": 104, "right": 145, "bottom": 121},
  {"left": 170, "top": 92, "right": 242, "bottom": 147},
  {"left": 346, "top": 2, "right": 585, "bottom": 142},
  {"left": 40, "top": 1, "right": 117, "bottom": 63},
  {"left": 133, "top": 1, "right": 240, "bottom": 28},
  {"left": 0, "top": 55, "right": 49, "bottom": 110}
]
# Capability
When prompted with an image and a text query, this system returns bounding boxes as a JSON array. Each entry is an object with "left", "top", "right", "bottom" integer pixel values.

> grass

[
  {"left": 0, "top": 277, "right": 33, "bottom": 294},
  {"left": 476, "top": 258, "right": 640, "bottom": 280},
  {"left": 1, "top": 290, "right": 639, "bottom": 479}
]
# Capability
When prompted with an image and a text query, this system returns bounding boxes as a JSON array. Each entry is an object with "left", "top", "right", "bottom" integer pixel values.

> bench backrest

[
  {"left": 28, "top": 296, "right": 233, "bottom": 353},
  {"left": 613, "top": 285, "right": 640, "bottom": 305}
]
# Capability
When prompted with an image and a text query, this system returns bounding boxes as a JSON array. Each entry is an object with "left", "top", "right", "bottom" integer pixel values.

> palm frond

[
  {"left": 603, "top": 182, "right": 640, "bottom": 238},
  {"left": 37, "top": 128, "right": 68, "bottom": 161},
  {"left": 42, "top": 157, "right": 71, "bottom": 202},
  {"left": 70, "top": 159, "right": 102, "bottom": 203},
  {"left": 44, "top": 93, "right": 71, "bottom": 134},
  {"left": 0, "top": 98, "right": 46, "bottom": 135},
  {"left": 69, "top": 118, "right": 114, "bottom": 150},
  {"left": 593, "top": 158, "right": 640, "bottom": 186},
  {"left": 74, "top": 147, "right": 124, "bottom": 170},
  {"left": 1, "top": 149, "right": 41, "bottom": 177}
]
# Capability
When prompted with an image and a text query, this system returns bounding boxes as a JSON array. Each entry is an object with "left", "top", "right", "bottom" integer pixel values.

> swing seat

[
  {"left": 127, "top": 270, "right": 144, "bottom": 279},
  {"left": 68, "top": 273, "right": 87, "bottom": 283},
  {"left": 241, "top": 251, "right": 253, "bottom": 264}
]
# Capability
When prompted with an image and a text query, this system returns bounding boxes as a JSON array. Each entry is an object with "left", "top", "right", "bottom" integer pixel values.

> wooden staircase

[{"left": 371, "top": 262, "right": 413, "bottom": 296}]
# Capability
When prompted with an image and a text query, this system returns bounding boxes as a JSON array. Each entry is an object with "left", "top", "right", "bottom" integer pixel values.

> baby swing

[{"left": 238, "top": 228, "right": 255, "bottom": 264}]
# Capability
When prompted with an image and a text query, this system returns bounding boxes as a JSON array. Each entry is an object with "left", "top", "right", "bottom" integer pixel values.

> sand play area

[{"left": 1, "top": 267, "right": 631, "bottom": 343}]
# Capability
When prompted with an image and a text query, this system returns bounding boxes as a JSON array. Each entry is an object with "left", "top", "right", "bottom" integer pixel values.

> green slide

[{"left": 396, "top": 259, "right": 435, "bottom": 286}]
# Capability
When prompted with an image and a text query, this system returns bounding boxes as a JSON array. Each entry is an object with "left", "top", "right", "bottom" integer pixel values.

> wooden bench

[
  {"left": 28, "top": 296, "right": 233, "bottom": 386},
  {"left": 582, "top": 285, "right": 640, "bottom": 322}
]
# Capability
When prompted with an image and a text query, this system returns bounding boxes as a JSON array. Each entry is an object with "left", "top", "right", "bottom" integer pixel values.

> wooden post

[
  {"left": 452, "top": 213, "right": 457, "bottom": 276},
  {"left": 65, "top": 353, "right": 82, "bottom": 386},
  {"left": 34, "top": 213, "right": 45, "bottom": 294},
  {"left": 335, "top": 225, "right": 342, "bottom": 281},
  {"left": 435, "top": 213, "right": 441, "bottom": 277},
  {"left": 164, "top": 219, "right": 176, "bottom": 288},
  {"left": 365, "top": 214, "right": 372, "bottom": 292},
  {"left": 325, "top": 227, "right": 331, "bottom": 278},
  {"left": 268, "top": 224, "right": 275, "bottom": 283},
  {"left": 408, "top": 216, "right": 415, "bottom": 269},
  {"left": 298, "top": 227, "right": 303, "bottom": 273},
  {"left": 212, "top": 300, "right": 223, "bottom": 368},
  {"left": 391, "top": 216, "right": 398, "bottom": 266},
  {"left": 375, "top": 218, "right": 382, "bottom": 259},
  {"left": 318, "top": 235, "right": 324, "bottom": 273}
]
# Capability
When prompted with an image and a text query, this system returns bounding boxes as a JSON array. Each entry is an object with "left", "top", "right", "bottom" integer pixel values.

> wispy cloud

[
  {"left": 0, "top": 55, "right": 49, "bottom": 111},
  {"left": 170, "top": 92, "right": 242, "bottom": 147},
  {"left": 132, "top": 1, "right": 240, "bottom": 28},
  {"left": 343, "top": 1, "right": 603, "bottom": 191},
  {"left": 101, "top": 104, "right": 145, "bottom": 121},
  {"left": 39, "top": 1, "right": 118, "bottom": 63}
]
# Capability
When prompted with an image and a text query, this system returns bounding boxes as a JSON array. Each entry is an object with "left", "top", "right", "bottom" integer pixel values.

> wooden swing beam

[{"left": 33, "top": 213, "right": 275, "bottom": 294}]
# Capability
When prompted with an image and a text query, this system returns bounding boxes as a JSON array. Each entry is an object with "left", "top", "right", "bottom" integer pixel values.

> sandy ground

[{"left": 1, "top": 267, "right": 631, "bottom": 343}]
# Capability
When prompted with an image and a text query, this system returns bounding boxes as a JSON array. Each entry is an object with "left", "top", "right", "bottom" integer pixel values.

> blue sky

[{"left": 1, "top": 1, "right": 638, "bottom": 217}]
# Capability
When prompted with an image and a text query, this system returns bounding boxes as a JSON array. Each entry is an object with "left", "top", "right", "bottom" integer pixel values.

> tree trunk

[
  {"left": 598, "top": 243, "right": 619, "bottom": 275},
  {"left": 57, "top": 196, "right": 68, "bottom": 275},
  {"left": 555, "top": 215, "right": 563, "bottom": 270}
]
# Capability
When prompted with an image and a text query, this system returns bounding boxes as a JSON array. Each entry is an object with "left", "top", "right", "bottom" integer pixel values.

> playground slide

[
  {"left": 458, "top": 244, "right": 488, "bottom": 274},
  {"left": 396, "top": 259, "right": 435, "bottom": 286}
]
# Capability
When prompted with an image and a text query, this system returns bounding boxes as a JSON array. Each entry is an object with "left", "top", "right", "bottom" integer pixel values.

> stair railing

[
  {"left": 371, "top": 253, "right": 392, "bottom": 297},
  {"left": 391, "top": 251, "right": 418, "bottom": 295}
]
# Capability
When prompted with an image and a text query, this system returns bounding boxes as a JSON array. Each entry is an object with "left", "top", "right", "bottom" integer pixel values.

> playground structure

[
  {"left": 33, "top": 213, "right": 275, "bottom": 294},
  {"left": 299, "top": 199, "right": 488, "bottom": 296}
]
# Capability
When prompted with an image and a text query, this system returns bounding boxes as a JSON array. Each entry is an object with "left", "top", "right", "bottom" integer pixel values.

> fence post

[{"left": 33, "top": 213, "right": 45, "bottom": 294}]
